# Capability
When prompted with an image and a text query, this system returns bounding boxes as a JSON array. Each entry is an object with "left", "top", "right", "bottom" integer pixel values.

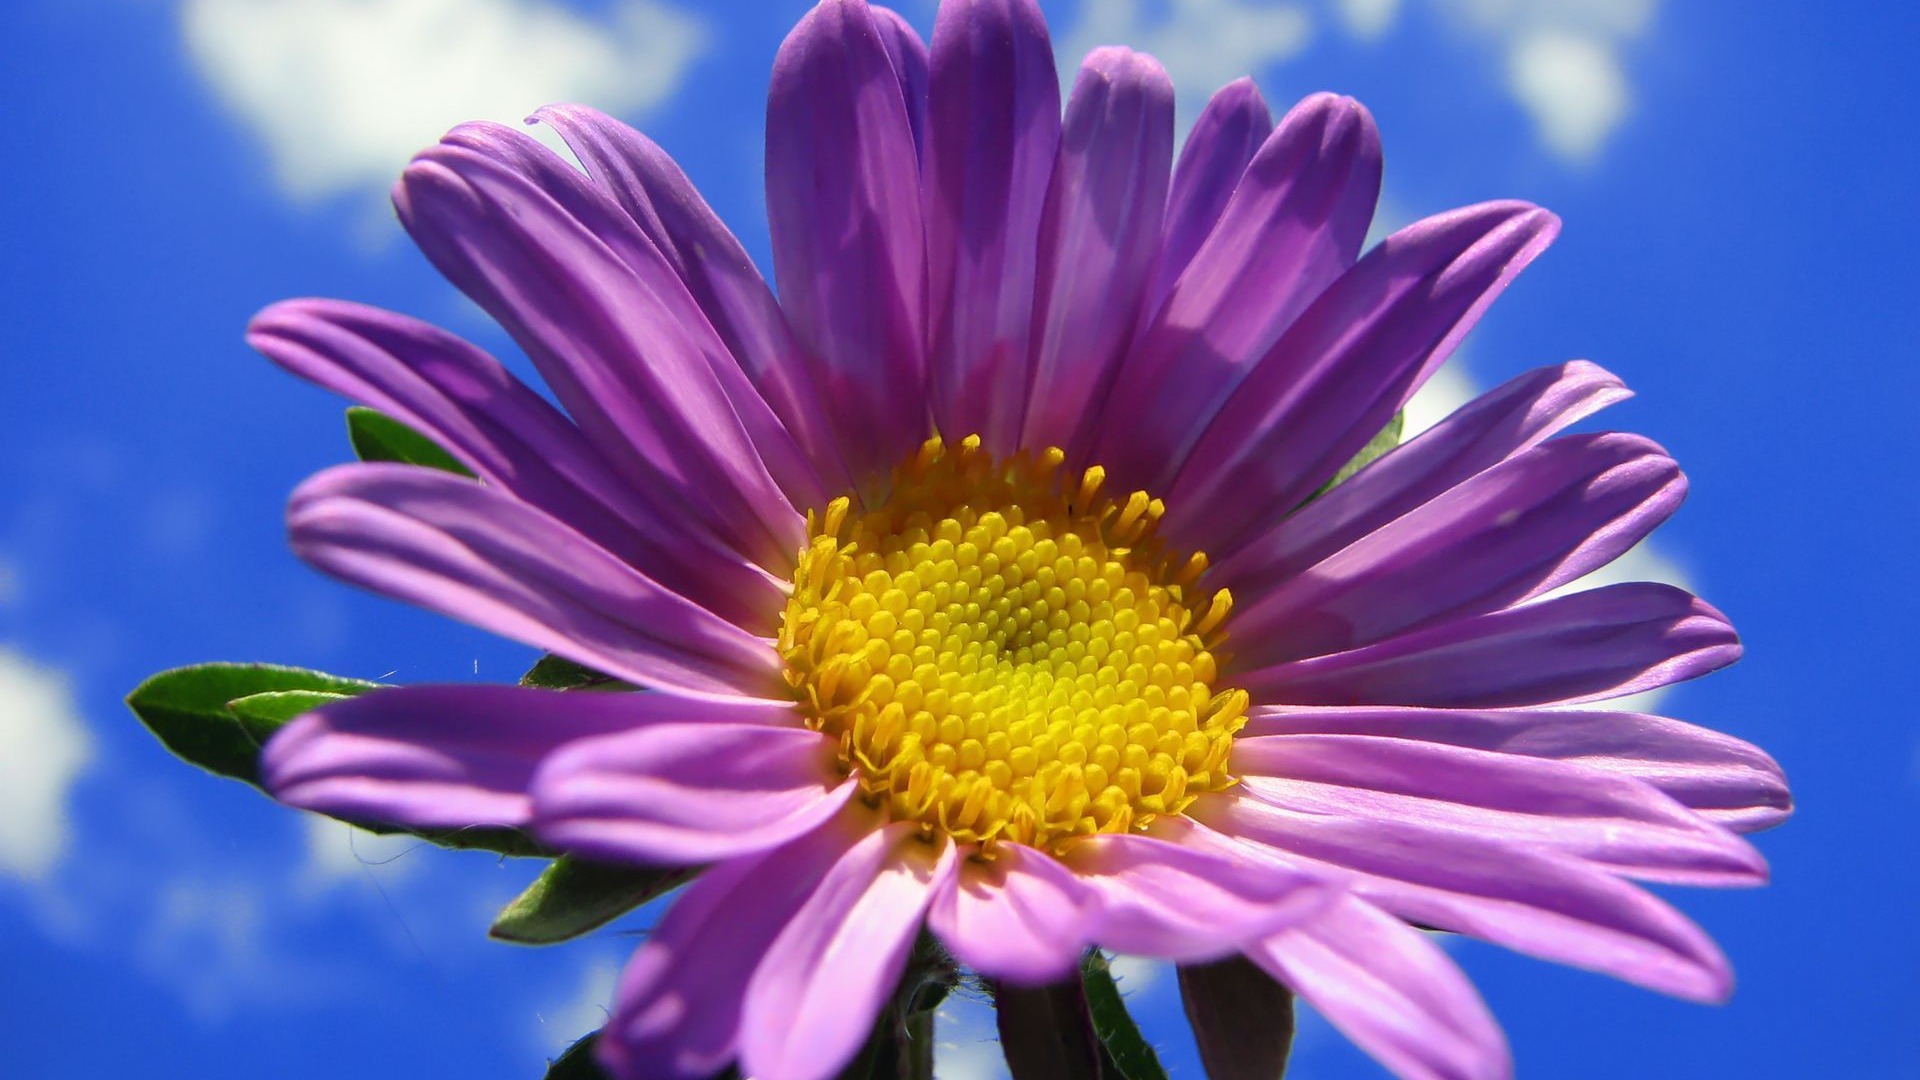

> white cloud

[
  {"left": 1506, "top": 30, "right": 1627, "bottom": 162},
  {"left": 1336, "top": 0, "right": 1400, "bottom": 40},
  {"left": 183, "top": 0, "right": 709, "bottom": 204},
  {"left": 301, "top": 815, "right": 420, "bottom": 891},
  {"left": 0, "top": 649, "right": 94, "bottom": 880},
  {"left": 1061, "top": 0, "right": 1314, "bottom": 125},
  {"left": 533, "top": 956, "right": 621, "bottom": 1057},
  {"left": 1107, "top": 954, "right": 1166, "bottom": 996}
]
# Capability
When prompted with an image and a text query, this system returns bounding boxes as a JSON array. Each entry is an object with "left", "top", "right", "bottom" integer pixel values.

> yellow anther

[{"left": 777, "top": 436, "right": 1245, "bottom": 854}]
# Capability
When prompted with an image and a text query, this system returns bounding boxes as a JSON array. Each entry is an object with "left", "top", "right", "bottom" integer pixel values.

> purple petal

[
  {"left": 1250, "top": 895, "right": 1510, "bottom": 1080},
  {"left": 870, "top": 6, "right": 930, "bottom": 162},
  {"left": 1163, "top": 202, "right": 1560, "bottom": 555},
  {"left": 766, "top": 0, "right": 930, "bottom": 485},
  {"left": 927, "top": 842, "right": 1094, "bottom": 984},
  {"left": 1021, "top": 47, "right": 1175, "bottom": 457},
  {"left": 925, "top": 0, "right": 1062, "bottom": 453},
  {"left": 287, "top": 464, "right": 779, "bottom": 700},
  {"left": 261, "top": 683, "right": 666, "bottom": 829},
  {"left": 394, "top": 138, "right": 805, "bottom": 570},
  {"left": 1096, "top": 94, "right": 1382, "bottom": 494},
  {"left": 1190, "top": 792, "right": 1735, "bottom": 1001},
  {"left": 1061, "top": 828, "right": 1333, "bottom": 962},
  {"left": 249, "top": 299, "right": 782, "bottom": 629},
  {"left": 1245, "top": 705, "right": 1791, "bottom": 833},
  {"left": 528, "top": 105, "right": 855, "bottom": 500},
  {"left": 741, "top": 821, "right": 956, "bottom": 1080},
  {"left": 598, "top": 813, "right": 869, "bottom": 1079},
  {"left": 1216, "top": 360, "right": 1632, "bottom": 598},
  {"left": 1231, "top": 733, "right": 1766, "bottom": 885},
  {"left": 530, "top": 722, "right": 855, "bottom": 866},
  {"left": 1231, "top": 432, "right": 1687, "bottom": 666},
  {"left": 1150, "top": 78, "right": 1274, "bottom": 315},
  {"left": 1242, "top": 582, "right": 1741, "bottom": 708}
]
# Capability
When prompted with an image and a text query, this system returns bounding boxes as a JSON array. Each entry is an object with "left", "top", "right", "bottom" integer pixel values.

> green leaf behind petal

[
  {"left": 544, "top": 1032, "right": 611, "bottom": 1079},
  {"left": 520, "top": 653, "right": 637, "bottom": 693},
  {"left": 491, "top": 857, "right": 695, "bottom": 945},
  {"left": 345, "top": 406, "right": 474, "bottom": 476},
  {"left": 1081, "top": 951, "right": 1169, "bottom": 1080},
  {"left": 1312, "top": 411, "right": 1405, "bottom": 501},
  {"left": 126, "top": 662, "right": 378, "bottom": 784}
]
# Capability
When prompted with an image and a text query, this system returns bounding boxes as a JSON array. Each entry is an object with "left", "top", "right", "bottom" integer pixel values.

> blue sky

[{"left": 0, "top": 0, "right": 1913, "bottom": 1077}]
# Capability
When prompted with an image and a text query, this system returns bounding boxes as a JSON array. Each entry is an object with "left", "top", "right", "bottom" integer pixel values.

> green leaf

[
  {"left": 491, "top": 857, "right": 694, "bottom": 945},
  {"left": 345, "top": 406, "right": 474, "bottom": 476},
  {"left": 1177, "top": 956, "right": 1296, "bottom": 1080},
  {"left": 1081, "top": 951, "right": 1169, "bottom": 1080},
  {"left": 1312, "top": 410, "right": 1405, "bottom": 500},
  {"left": 126, "top": 662, "right": 379, "bottom": 784},
  {"left": 544, "top": 1032, "right": 610, "bottom": 1080},
  {"left": 227, "top": 689, "right": 353, "bottom": 733},
  {"left": 520, "top": 653, "right": 638, "bottom": 693}
]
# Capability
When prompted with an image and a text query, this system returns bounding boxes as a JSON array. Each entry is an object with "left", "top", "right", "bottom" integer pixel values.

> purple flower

[{"left": 249, "top": 2, "right": 1790, "bottom": 1078}]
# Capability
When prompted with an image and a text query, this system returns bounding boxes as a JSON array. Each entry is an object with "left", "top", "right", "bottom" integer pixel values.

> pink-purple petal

[
  {"left": 1190, "top": 793, "right": 1735, "bottom": 1002},
  {"left": 530, "top": 722, "right": 853, "bottom": 867},
  {"left": 287, "top": 464, "right": 779, "bottom": 701},
  {"left": 1022, "top": 46, "right": 1175, "bottom": 457},
  {"left": 1242, "top": 582, "right": 1741, "bottom": 708},
  {"left": 1231, "top": 733, "right": 1766, "bottom": 885},
  {"left": 1062, "top": 828, "right": 1333, "bottom": 962},
  {"left": 1245, "top": 705, "right": 1791, "bottom": 833},
  {"left": 927, "top": 842, "right": 1094, "bottom": 984},
  {"left": 740, "top": 820, "right": 956, "bottom": 1080},
  {"left": 766, "top": 0, "right": 931, "bottom": 486},
  {"left": 1231, "top": 432, "right": 1687, "bottom": 666},
  {"left": 1150, "top": 77, "right": 1274, "bottom": 316},
  {"left": 925, "top": 0, "right": 1062, "bottom": 453},
  {"left": 1096, "top": 93, "right": 1382, "bottom": 494},
  {"left": 1216, "top": 360, "right": 1632, "bottom": 597},
  {"left": 870, "top": 6, "right": 931, "bottom": 162},
  {"left": 1250, "top": 895, "right": 1511, "bottom": 1080},
  {"left": 261, "top": 683, "right": 650, "bottom": 829}
]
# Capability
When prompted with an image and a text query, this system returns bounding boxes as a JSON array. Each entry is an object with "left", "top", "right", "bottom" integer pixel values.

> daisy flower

[{"left": 250, "top": 2, "right": 1789, "bottom": 1078}]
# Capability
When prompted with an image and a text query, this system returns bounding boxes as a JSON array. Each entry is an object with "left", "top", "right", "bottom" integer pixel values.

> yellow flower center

[{"left": 778, "top": 436, "right": 1247, "bottom": 854}]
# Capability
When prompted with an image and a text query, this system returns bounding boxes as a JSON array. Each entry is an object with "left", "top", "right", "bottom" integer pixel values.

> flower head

[{"left": 251, "top": 2, "right": 1790, "bottom": 1078}]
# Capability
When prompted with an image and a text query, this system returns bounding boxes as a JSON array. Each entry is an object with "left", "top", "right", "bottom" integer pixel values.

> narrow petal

[
  {"left": 1216, "top": 360, "right": 1632, "bottom": 597},
  {"left": 1189, "top": 793, "right": 1734, "bottom": 1001},
  {"left": 395, "top": 139, "right": 804, "bottom": 569},
  {"left": 1096, "top": 94, "right": 1382, "bottom": 493},
  {"left": 925, "top": 0, "right": 1062, "bottom": 452},
  {"left": 927, "top": 842, "right": 1093, "bottom": 984},
  {"left": 1061, "top": 829, "right": 1332, "bottom": 962},
  {"left": 1021, "top": 47, "right": 1175, "bottom": 456},
  {"left": 1244, "top": 705, "right": 1792, "bottom": 833},
  {"left": 598, "top": 814, "right": 867, "bottom": 1079},
  {"left": 870, "top": 6, "right": 930, "bottom": 161},
  {"left": 249, "top": 299, "right": 781, "bottom": 629},
  {"left": 741, "top": 821, "right": 956, "bottom": 1080},
  {"left": 1164, "top": 202, "right": 1560, "bottom": 555},
  {"left": 1249, "top": 896, "right": 1511, "bottom": 1080},
  {"left": 288, "top": 464, "right": 778, "bottom": 701},
  {"left": 1241, "top": 582, "right": 1742, "bottom": 708},
  {"left": 531, "top": 722, "right": 855, "bottom": 866},
  {"left": 1232, "top": 432, "right": 1687, "bottom": 666},
  {"left": 1231, "top": 733, "right": 1766, "bottom": 885},
  {"left": 261, "top": 683, "right": 673, "bottom": 829},
  {"left": 1150, "top": 78, "right": 1274, "bottom": 315},
  {"left": 766, "top": 0, "right": 930, "bottom": 485},
  {"left": 529, "top": 105, "right": 855, "bottom": 499}
]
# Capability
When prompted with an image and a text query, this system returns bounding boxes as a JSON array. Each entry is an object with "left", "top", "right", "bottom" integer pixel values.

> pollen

[{"left": 777, "top": 436, "right": 1248, "bottom": 854}]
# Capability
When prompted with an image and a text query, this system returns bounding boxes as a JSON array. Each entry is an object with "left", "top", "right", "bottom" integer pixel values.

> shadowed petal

[
  {"left": 1232, "top": 733, "right": 1766, "bottom": 885},
  {"left": 288, "top": 464, "right": 778, "bottom": 700},
  {"left": 1216, "top": 360, "right": 1632, "bottom": 597},
  {"left": 741, "top": 821, "right": 957, "bottom": 1080},
  {"left": 531, "top": 722, "right": 854, "bottom": 866},
  {"left": 1022, "top": 46, "right": 1174, "bottom": 456},
  {"left": 1189, "top": 794, "right": 1735, "bottom": 1001},
  {"left": 1150, "top": 78, "right": 1274, "bottom": 315},
  {"left": 925, "top": 0, "right": 1062, "bottom": 452},
  {"left": 1244, "top": 705, "right": 1791, "bottom": 833},
  {"left": 1242, "top": 582, "right": 1741, "bottom": 708},
  {"left": 1249, "top": 896, "right": 1511, "bottom": 1080},
  {"left": 766, "top": 0, "right": 930, "bottom": 485},
  {"left": 1232, "top": 432, "right": 1687, "bottom": 666},
  {"left": 1062, "top": 829, "right": 1333, "bottom": 961},
  {"left": 1097, "top": 94, "right": 1382, "bottom": 493},
  {"left": 871, "top": 6, "right": 930, "bottom": 161},
  {"left": 1164, "top": 202, "right": 1560, "bottom": 555},
  {"left": 928, "top": 842, "right": 1093, "bottom": 984}
]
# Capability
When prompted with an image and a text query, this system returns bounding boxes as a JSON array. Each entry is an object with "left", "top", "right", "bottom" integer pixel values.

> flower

[{"left": 249, "top": 1, "right": 1791, "bottom": 1078}]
